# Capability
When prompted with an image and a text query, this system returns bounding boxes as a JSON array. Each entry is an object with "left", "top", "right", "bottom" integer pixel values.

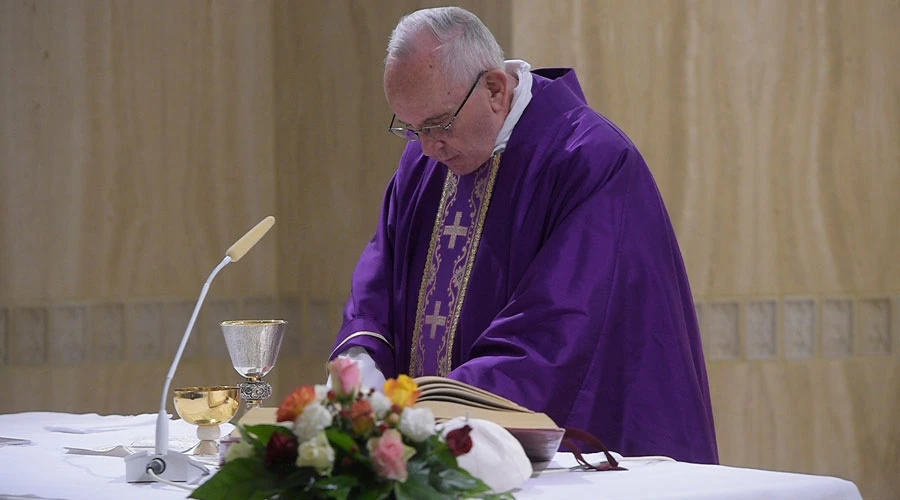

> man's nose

[{"left": 419, "top": 135, "right": 444, "bottom": 158}]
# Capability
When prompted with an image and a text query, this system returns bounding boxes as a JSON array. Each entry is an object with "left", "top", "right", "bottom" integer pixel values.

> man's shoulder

[
  {"left": 514, "top": 101, "right": 645, "bottom": 196},
  {"left": 529, "top": 67, "right": 587, "bottom": 111},
  {"left": 524, "top": 68, "right": 637, "bottom": 156},
  {"left": 532, "top": 67, "right": 578, "bottom": 81},
  {"left": 521, "top": 102, "right": 638, "bottom": 165}
]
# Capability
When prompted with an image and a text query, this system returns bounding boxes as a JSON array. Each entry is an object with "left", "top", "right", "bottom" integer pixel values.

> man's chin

[{"left": 443, "top": 157, "right": 481, "bottom": 176}]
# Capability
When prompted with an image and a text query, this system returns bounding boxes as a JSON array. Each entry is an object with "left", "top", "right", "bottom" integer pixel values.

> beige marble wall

[
  {"left": 1, "top": 1, "right": 897, "bottom": 499},
  {"left": 512, "top": 1, "right": 899, "bottom": 498},
  {"left": 0, "top": 0, "right": 282, "bottom": 418},
  {"left": 0, "top": 0, "right": 510, "bottom": 417}
]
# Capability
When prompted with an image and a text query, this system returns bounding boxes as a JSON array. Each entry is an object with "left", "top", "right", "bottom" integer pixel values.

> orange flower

[
  {"left": 276, "top": 386, "right": 317, "bottom": 422},
  {"left": 350, "top": 399, "right": 375, "bottom": 435},
  {"left": 383, "top": 375, "right": 420, "bottom": 409}
]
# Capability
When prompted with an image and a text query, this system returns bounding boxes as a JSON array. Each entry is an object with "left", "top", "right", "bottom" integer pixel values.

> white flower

[
  {"left": 296, "top": 431, "right": 335, "bottom": 476},
  {"left": 224, "top": 439, "right": 253, "bottom": 462},
  {"left": 398, "top": 407, "right": 436, "bottom": 442},
  {"left": 368, "top": 391, "right": 392, "bottom": 418},
  {"left": 314, "top": 384, "right": 329, "bottom": 402},
  {"left": 293, "top": 402, "right": 333, "bottom": 442}
]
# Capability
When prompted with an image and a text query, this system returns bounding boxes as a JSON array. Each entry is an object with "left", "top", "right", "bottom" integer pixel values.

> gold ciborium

[{"left": 173, "top": 386, "right": 240, "bottom": 456}]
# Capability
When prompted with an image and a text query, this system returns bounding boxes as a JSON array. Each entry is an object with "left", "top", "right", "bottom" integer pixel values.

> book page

[
  {"left": 415, "top": 376, "right": 533, "bottom": 412},
  {"left": 416, "top": 400, "right": 559, "bottom": 430}
]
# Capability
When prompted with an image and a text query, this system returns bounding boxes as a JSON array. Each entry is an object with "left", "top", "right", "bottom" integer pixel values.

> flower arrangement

[{"left": 190, "top": 358, "right": 514, "bottom": 500}]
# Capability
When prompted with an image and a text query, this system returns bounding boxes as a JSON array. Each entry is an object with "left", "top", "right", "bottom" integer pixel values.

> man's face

[{"left": 384, "top": 56, "right": 504, "bottom": 176}]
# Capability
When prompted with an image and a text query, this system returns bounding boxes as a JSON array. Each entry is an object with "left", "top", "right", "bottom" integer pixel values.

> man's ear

[{"left": 484, "top": 69, "right": 509, "bottom": 112}]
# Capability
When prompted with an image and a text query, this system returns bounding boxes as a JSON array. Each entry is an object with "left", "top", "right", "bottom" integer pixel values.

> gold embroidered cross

[
  {"left": 443, "top": 211, "right": 467, "bottom": 249},
  {"left": 424, "top": 301, "right": 447, "bottom": 339}
]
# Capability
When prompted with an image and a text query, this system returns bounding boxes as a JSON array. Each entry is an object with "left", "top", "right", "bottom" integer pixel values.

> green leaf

[
  {"left": 414, "top": 436, "right": 436, "bottom": 454},
  {"left": 325, "top": 427, "right": 359, "bottom": 455},
  {"left": 248, "top": 490, "right": 281, "bottom": 500},
  {"left": 393, "top": 461, "right": 454, "bottom": 500},
  {"left": 432, "top": 443, "right": 459, "bottom": 467},
  {"left": 310, "top": 475, "right": 359, "bottom": 500},
  {"left": 433, "top": 467, "right": 486, "bottom": 493},
  {"left": 476, "top": 492, "right": 517, "bottom": 500},
  {"left": 249, "top": 423, "right": 293, "bottom": 442},
  {"left": 278, "top": 468, "right": 316, "bottom": 490},
  {"left": 236, "top": 423, "right": 289, "bottom": 456},
  {"left": 394, "top": 480, "right": 454, "bottom": 500},
  {"left": 190, "top": 458, "right": 278, "bottom": 500},
  {"left": 233, "top": 425, "right": 263, "bottom": 456},
  {"left": 355, "top": 481, "right": 393, "bottom": 500},
  {"left": 465, "top": 493, "right": 516, "bottom": 500}
]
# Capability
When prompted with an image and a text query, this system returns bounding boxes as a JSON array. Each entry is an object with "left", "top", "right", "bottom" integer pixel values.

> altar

[{"left": 0, "top": 412, "right": 862, "bottom": 500}]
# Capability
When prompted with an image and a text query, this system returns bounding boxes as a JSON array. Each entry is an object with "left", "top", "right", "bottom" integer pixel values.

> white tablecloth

[{"left": 0, "top": 412, "right": 862, "bottom": 500}]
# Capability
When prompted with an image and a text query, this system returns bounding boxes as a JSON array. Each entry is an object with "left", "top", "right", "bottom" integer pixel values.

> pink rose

[
  {"left": 367, "top": 429, "right": 414, "bottom": 482},
  {"left": 328, "top": 357, "right": 361, "bottom": 396}
]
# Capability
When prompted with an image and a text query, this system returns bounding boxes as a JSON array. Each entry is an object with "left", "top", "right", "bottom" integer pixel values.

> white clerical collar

[{"left": 492, "top": 60, "right": 533, "bottom": 154}]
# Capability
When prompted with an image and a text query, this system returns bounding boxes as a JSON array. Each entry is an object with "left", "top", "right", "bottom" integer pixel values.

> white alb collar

[{"left": 492, "top": 60, "right": 533, "bottom": 154}]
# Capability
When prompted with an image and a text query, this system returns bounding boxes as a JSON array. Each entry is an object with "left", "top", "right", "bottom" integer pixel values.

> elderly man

[{"left": 330, "top": 6, "right": 718, "bottom": 464}]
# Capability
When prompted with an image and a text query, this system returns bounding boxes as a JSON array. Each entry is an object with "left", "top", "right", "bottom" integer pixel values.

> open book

[
  {"left": 238, "top": 377, "right": 564, "bottom": 462},
  {"left": 413, "top": 376, "right": 564, "bottom": 462}
]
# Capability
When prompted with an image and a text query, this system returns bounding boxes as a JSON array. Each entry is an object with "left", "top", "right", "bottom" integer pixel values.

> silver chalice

[{"left": 221, "top": 319, "right": 286, "bottom": 410}]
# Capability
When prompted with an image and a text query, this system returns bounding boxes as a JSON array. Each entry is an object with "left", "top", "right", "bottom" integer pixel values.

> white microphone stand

[{"left": 124, "top": 216, "right": 274, "bottom": 483}]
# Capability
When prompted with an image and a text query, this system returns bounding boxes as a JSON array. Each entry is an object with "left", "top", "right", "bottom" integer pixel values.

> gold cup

[{"left": 173, "top": 386, "right": 240, "bottom": 455}]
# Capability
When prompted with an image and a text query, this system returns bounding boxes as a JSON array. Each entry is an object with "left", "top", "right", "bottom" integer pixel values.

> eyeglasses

[{"left": 388, "top": 71, "right": 487, "bottom": 141}]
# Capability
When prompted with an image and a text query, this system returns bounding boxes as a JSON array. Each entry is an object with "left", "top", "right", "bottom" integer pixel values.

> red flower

[
  {"left": 445, "top": 425, "right": 473, "bottom": 457},
  {"left": 265, "top": 432, "right": 299, "bottom": 468}
]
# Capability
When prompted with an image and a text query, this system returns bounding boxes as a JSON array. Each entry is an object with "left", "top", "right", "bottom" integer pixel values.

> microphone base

[{"left": 124, "top": 449, "right": 210, "bottom": 483}]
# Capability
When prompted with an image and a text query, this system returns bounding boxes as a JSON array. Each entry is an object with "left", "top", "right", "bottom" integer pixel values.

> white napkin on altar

[
  {"left": 441, "top": 417, "right": 533, "bottom": 494},
  {"left": 44, "top": 413, "right": 166, "bottom": 434}
]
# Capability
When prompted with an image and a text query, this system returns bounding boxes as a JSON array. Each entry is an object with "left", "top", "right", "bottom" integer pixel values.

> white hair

[{"left": 386, "top": 6, "right": 505, "bottom": 88}]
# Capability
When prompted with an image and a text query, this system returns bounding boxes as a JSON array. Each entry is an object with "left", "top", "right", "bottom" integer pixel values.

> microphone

[
  {"left": 226, "top": 215, "right": 275, "bottom": 262},
  {"left": 125, "top": 216, "right": 275, "bottom": 483}
]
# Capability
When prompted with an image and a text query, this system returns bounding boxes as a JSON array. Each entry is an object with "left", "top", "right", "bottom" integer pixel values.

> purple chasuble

[
  {"left": 411, "top": 157, "right": 499, "bottom": 377},
  {"left": 331, "top": 68, "right": 719, "bottom": 464}
]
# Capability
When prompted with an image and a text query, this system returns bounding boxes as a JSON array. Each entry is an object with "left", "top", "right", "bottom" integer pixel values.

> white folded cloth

[
  {"left": 63, "top": 436, "right": 202, "bottom": 457},
  {"left": 441, "top": 417, "right": 533, "bottom": 494},
  {"left": 0, "top": 437, "right": 32, "bottom": 446},
  {"left": 44, "top": 414, "right": 166, "bottom": 434},
  {"left": 61, "top": 422, "right": 234, "bottom": 458},
  {"left": 64, "top": 444, "right": 133, "bottom": 457}
]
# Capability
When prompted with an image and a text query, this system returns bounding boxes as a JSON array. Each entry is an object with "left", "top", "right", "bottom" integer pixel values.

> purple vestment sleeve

[{"left": 329, "top": 177, "right": 398, "bottom": 377}]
